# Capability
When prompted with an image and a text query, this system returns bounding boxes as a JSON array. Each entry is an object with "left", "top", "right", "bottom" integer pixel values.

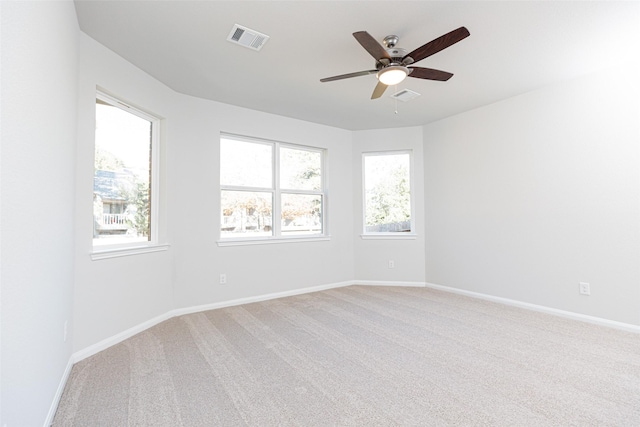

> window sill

[
  {"left": 360, "top": 234, "right": 417, "bottom": 240},
  {"left": 218, "top": 236, "right": 330, "bottom": 247},
  {"left": 91, "top": 243, "right": 170, "bottom": 260}
]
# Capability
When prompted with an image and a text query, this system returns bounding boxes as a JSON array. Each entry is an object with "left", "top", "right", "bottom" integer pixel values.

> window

[
  {"left": 363, "top": 151, "right": 413, "bottom": 234},
  {"left": 220, "top": 134, "right": 325, "bottom": 241},
  {"left": 93, "top": 92, "right": 159, "bottom": 249}
]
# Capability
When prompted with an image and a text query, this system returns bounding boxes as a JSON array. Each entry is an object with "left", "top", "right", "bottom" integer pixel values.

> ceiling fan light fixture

[{"left": 377, "top": 65, "right": 409, "bottom": 86}]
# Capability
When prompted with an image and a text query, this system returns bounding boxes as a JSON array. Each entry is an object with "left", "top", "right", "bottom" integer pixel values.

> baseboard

[
  {"left": 423, "top": 281, "right": 640, "bottom": 334},
  {"left": 72, "top": 280, "right": 355, "bottom": 364},
  {"left": 354, "top": 280, "right": 426, "bottom": 288},
  {"left": 72, "top": 278, "right": 639, "bottom": 366},
  {"left": 352, "top": 279, "right": 639, "bottom": 333},
  {"left": 44, "top": 356, "right": 74, "bottom": 427},
  {"left": 171, "top": 281, "right": 355, "bottom": 317},
  {"left": 72, "top": 310, "right": 174, "bottom": 363}
]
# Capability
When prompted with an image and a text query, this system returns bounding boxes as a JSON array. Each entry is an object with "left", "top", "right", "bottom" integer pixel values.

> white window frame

[
  {"left": 91, "top": 91, "right": 167, "bottom": 260},
  {"left": 218, "top": 133, "right": 328, "bottom": 246},
  {"left": 361, "top": 150, "right": 416, "bottom": 240}
]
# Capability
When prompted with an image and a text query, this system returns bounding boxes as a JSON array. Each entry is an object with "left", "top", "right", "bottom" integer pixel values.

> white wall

[
  {"left": 73, "top": 34, "right": 176, "bottom": 352},
  {"left": 353, "top": 127, "right": 426, "bottom": 283},
  {"left": 423, "top": 63, "right": 640, "bottom": 325},
  {"left": 0, "top": 1, "right": 79, "bottom": 425},
  {"left": 167, "top": 92, "right": 355, "bottom": 310}
]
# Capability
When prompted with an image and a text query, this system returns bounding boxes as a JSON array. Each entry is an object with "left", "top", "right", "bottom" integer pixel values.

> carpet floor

[{"left": 53, "top": 285, "right": 640, "bottom": 426}]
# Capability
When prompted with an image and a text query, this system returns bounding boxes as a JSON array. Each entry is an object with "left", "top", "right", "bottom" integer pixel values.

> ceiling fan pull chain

[{"left": 394, "top": 85, "right": 399, "bottom": 115}]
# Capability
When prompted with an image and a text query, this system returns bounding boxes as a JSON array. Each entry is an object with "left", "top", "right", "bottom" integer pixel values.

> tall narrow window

[
  {"left": 93, "top": 92, "right": 159, "bottom": 248},
  {"left": 220, "top": 134, "right": 325, "bottom": 241},
  {"left": 363, "top": 151, "right": 413, "bottom": 234}
]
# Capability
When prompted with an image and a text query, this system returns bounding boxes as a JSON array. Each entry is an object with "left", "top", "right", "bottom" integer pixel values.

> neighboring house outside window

[
  {"left": 219, "top": 133, "right": 326, "bottom": 242},
  {"left": 363, "top": 151, "right": 413, "bottom": 235},
  {"left": 93, "top": 170, "right": 139, "bottom": 237},
  {"left": 93, "top": 92, "right": 159, "bottom": 249}
]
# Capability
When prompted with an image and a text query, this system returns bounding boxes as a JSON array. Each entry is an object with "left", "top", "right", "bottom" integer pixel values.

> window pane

[
  {"left": 93, "top": 100, "right": 152, "bottom": 245},
  {"left": 219, "top": 134, "right": 327, "bottom": 241},
  {"left": 221, "top": 190, "right": 273, "bottom": 237},
  {"left": 221, "top": 138, "right": 272, "bottom": 188},
  {"left": 281, "top": 193, "right": 322, "bottom": 236},
  {"left": 364, "top": 153, "right": 411, "bottom": 233},
  {"left": 280, "top": 147, "right": 321, "bottom": 190}
]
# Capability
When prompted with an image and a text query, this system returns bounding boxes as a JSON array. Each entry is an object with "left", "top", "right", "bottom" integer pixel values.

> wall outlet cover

[{"left": 579, "top": 282, "right": 590, "bottom": 295}]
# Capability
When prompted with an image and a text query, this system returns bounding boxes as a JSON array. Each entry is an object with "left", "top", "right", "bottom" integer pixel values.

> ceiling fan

[{"left": 320, "top": 27, "right": 470, "bottom": 99}]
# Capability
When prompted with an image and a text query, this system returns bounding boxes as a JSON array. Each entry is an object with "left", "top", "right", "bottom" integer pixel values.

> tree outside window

[{"left": 364, "top": 152, "right": 412, "bottom": 233}]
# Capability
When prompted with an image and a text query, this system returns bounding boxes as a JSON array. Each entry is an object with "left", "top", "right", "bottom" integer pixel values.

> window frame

[
  {"left": 361, "top": 150, "right": 416, "bottom": 239},
  {"left": 218, "top": 133, "right": 328, "bottom": 245},
  {"left": 91, "top": 90, "right": 165, "bottom": 259}
]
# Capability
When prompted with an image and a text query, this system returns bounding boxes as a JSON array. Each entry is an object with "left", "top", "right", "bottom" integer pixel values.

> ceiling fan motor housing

[
  {"left": 387, "top": 47, "right": 407, "bottom": 62},
  {"left": 375, "top": 47, "right": 408, "bottom": 70}
]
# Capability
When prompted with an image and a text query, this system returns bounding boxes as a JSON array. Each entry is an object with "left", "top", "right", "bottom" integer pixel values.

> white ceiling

[{"left": 74, "top": 1, "right": 640, "bottom": 131}]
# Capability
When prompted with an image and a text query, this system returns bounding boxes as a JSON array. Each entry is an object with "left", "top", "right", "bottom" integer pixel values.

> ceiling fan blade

[
  {"left": 371, "top": 81, "right": 388, "bottom": 99},
  {"left": 403, "top": 26, "right": 470, "bottom": 64},
  {"left": 320, "top": 70, "right": 377, "bottom": 82},
  {"left": 353, "top": 31, "right": 391, "bottom": 61},
  {"left": 408, "top": 67, "right": 454, "bottom": 81}
]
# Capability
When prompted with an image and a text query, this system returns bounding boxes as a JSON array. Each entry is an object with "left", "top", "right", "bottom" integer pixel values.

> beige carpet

[{"left": 53, "top": 285, "right": 640, "bottom": 426}]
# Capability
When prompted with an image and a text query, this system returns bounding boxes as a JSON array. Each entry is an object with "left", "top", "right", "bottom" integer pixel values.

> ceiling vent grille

[
  {"left": 390, "top": 89, "right": 421, "bottom": 102},
  {"left": 227, "top": 24, "right": 270, "bottom": 51}
]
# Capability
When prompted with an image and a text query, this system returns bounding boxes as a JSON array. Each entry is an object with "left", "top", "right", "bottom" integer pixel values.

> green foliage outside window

[{"left": 364, "top": 152, "right": 411, "bottom": 233}]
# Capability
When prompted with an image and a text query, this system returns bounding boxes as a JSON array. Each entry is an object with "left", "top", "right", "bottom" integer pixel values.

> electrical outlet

[
  {"left": 64, "top": 320, "right": 68, "bottom": 342},
  {"left": 579, "top": 282, "right": 590, "bottom": 296},
  {"left": 388, "top": 260, "right": 395, "bottom": 269},
  {"left": 220, "top": 273, "right": 227, "bottom": 285}
]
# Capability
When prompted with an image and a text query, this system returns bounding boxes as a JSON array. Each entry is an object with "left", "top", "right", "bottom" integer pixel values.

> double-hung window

[
  {"left": 220, "top": 134, "right": 326, "bottom": 242},
  {"left": 93, "top": 91, "right": 160, "bottom": 251},
  {"left": 363, "top": 151, "right": 414, "bottom": 235}
]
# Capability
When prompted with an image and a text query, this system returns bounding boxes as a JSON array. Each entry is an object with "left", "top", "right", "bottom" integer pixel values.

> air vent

[
  {"left": 390, "top": 89, "right": 421, "bottom": 102},
  {"left": 226, "top": 24, "right": 270, "bottom": 51}
]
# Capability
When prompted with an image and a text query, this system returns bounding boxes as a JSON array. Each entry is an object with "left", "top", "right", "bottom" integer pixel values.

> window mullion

[
  {"left": 221, "top": 185, "right": 273, "bottom": 193},
  {"left": 273, "top": 142, "right": 281, "bottom": 237},
  {"left": 279, "top": 189, "right": 324, "bottom": 196},
  {"left": 321, "top": 148, "right": 327, "bottom": 235}
]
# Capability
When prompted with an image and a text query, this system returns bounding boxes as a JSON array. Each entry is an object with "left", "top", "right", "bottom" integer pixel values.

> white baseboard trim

[
  {"left": 44, "top": 356, "right": 74, "bottom": 427},
  {"left": 423, "top": 281, "right": 640, "bottom": 334},
  {"left": 72, "top": 279, "right": 640, "bottom": 367},
  {"left": 72, "top": 310, "right": 174, "bottom": 363},
  {"left": 170, "top": 281, "right": 355, "bottom": 317},
  {"left": 72, "top": 280, "right": 355, "bottom": 364},
  {"left": 354, "top": 280, "right": 426, "bottom": 288}
]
